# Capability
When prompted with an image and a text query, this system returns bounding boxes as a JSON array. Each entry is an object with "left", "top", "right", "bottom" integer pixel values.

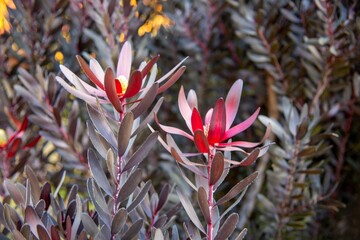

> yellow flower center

[
  {"left": 203, "top": 124, "right": 210, "bottom": 137},
  {"left": 0, "top": 129, "right": 8, "bottom": 148},
  {"left": 115, "top": 75, "right": 128, "bottom": 95}
]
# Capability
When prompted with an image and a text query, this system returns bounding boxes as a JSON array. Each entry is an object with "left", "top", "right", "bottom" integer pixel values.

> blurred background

[{"left": 0, "top": 0, "right": 359, "bottom": 239}]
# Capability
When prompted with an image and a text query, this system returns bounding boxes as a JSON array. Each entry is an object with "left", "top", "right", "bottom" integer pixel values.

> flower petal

[
  {"left": 193, "top": 130, "right": 210, "bottom": 153},
  {"left": 191, "top": 108, "right": 204, "bottom": 133},
  {"left": 178, "top": 86, "right": 193, "bottom": 131},
  {"left": 218, "top": 123, "right": 271, "bottom": 149},
  {"left": 116, "top": 41, "right": 132, "bottom": 80},
  {"left": 222, "top": 107, "right": 260, "bottom": 141},
  {"left": 76, "top": 56, "right": 104, "bottom": 90},
  {"left": 155, "top": 114, "right": 193, "bottom": 140},
  {"left": 225, "top": 79, "right": 243, "bottom": 130},
  {"left": 104, "top": 68, "right": 123, "bottom": 113},
  {"left": 205, "top": 108, "right": 213, "bottom": 126},
  {"left": 208, "top": 98, "right": 226, "bottom": 145},
  {"left": 187, "top": 89, "right": 198, "bottom": 110},
  {"left": 89, "top": 58, "right": 105, "bottom": 84},
  {"left": 124, "top": 70, "right": 142, "bottom": 98}
]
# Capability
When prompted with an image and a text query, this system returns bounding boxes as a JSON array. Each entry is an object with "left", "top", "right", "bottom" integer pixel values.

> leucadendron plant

[
  {"left": 155, "top": 79, "right": 272, "bottom": 239},
  {"left": 57, "top": 41, "right": 187, "bottom": 239}
]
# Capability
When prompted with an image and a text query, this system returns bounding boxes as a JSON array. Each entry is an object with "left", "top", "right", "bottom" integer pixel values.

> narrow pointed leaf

[
  {"left": 197, "top": 187, "right": 211, "bottom": 224},
  {"left": 118, "top": 112, "right": 134, "bottom": 157},
  {"left": 104, "top": 67, "right": 123, "bottom": 113},
  {"left": 157, "top": 66, "right": 186, "bottom": 94},
  {"left": 176, "top": 187, "right": 206, "bottom": 234},
  {"left": 124, "top": 70, "right": 142, "bottom": 98},
  {"left": 216, "top": 172, "right": 258, "bottom": 206},
  {"left": 194, "top": 130, "right": 209, "bottom": 153},
  {"left": 81, "top": 213, "right": 98, "bottom": 236},
  {"left": 157, "top": 184, "right": 170, "bottom": 212},
  {"left": 238, "top": 148, "right": 260, "bottom": 166},
  {"left": 234, "top": 228, "right": 248, "bottom": 240},
  {"left": 214, "top": 213, "right": 239, "bottom": 240},
  {"left": 37, "top": 225, "right": 51, "bottom": 240},
  {"left": 131, "top": 83, "right": 159, "bottom": 118},
  {"left": 210, "top": 152, "right": 224, "bottom": 185},
  {"left": 208, "top": 98, "right": 226, "bottom": 144},
  {"left": 76, "top": 56, "right": 104, "bottom": 89},
  {"left": 127, "top": 180, "right": 152, "bottom": 212},
  {"left": 122, "top": 132, "right": 158, "bottom": 172},
  {"left": 88, "top": 149, "right": 113, "bottom": 196},
  {"left": 141, "top": 55, "right": 160, "bottom": 77}
]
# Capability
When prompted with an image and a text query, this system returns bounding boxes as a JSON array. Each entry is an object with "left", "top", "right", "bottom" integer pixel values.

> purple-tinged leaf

[
  {"left": 25, "top": 206, "right": 46, "bottom": 239},
  {"left": 13, "top": 230, "right": 26, "bottom": 240},
  {"left": 154, "top": 215, "right": 168, "bottom": 228},
  {"left": 87, "top": 179, "right": 111, "bottom": 228},
  {"left": 104, "top": 67, "right": 123, "bottom": 113},
  {"left": 4, "top": 179, "right": 25, "bottom": 206},
  {"left": 157, "top": 66, "right": 186, "bottom": 94},
  {"left": 121, "top": 219, "right": 143, "bottom": 240},
  {"left": 118, "top": 169, "right": 143, "bottom": 203},
  {"left": 197, "top": 187, "right": 211, "bottom": 224},
  {"left": 216, "top": 172, "right": 258, "bottom": 206},
  {"left": 51, "top": 226, "right": 61, "bottom": 240},
  {"left": 4, "top": 205, "right": 16, "bottom": 231},
  {"left": 66, "top": 215, "right": 72, "bottom": 240},
  {"left": 87, "top": 120, "right": 108, "bottom": 158},
  {"left": 124, "top": 70, "right": 142, "bottom": 98},
  {"left": 234, "top": 228, "right": 248, "bottom": 240},
  {"left": 37, "top": 225, "right": 51, "bottom": 240},
  {"left": 127, "top": 181, "right": 152, "bottom": 213},
  {"left": 76, "top": 56, "right": 104, "bottom": 89},
  {"left": 176, "top": 187, "right": 206, "bottom": 234},
  {"left": 237, "top": 148, "right": 260, "bottom": 167},
  {"left": 40, "top": 182, "right": 51, "bottom": 210},
  {"left": 122, "top": 132, "right": 158, "bottom": 172},
  {"left": 131, "top": 83, "right": 159, "bottom": 118},
  {"left": 208, "top": 98, "right": 226, "bottom": 145},
  {"left": 156, "top": 57, "right": 188, "bottom": 84},
  {"left": 141, "top": 55, "right": 160, "bottom": 78},
  {"left": 88, "top": 149, "right": 113, "bottom": 196},
  {"left": 111, "top": 208, "right": 127, "bottom": 235},
  {"left": 70, "top": 195, "right": 82, "bottom": 240},
  {"left": 132, "top": 97, "right": 163, "bottom": 137},
  {"left": 157, "top": 184, "right": 170, "bottom": 212},
  {"left": 81, "top": 213, "right": 98, "bottom": 236},
  {"left": 87, "top": 104, "right": 117, "bottom": 148},
  {"left": 118, "top": 112, "right": 134, "bottom": 157},
  {"left": 210, "top": 152, "right": 224, "bottom": 185},
  {"left": 194, "top": 130, "right": 210, "bottom": 153},
  {"left": 214, "top": 213, "right": 239, "bottom": 240}
]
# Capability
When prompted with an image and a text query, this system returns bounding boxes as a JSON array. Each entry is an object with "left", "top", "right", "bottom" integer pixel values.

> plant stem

[{"left": 207, "top": 149, "right": 215, "bottom": 240}]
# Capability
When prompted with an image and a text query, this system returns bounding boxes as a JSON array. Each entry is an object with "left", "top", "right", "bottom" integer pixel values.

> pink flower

[
  {"left": 156, "top": 79, "right": 270, "bottom": 153},
  {"left": 56, "top": 41, "right": 186, "bottom": 113}
]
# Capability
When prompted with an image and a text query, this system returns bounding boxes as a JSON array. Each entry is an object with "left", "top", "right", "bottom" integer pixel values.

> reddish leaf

[
  {"left": 214, "top": 213, "right": 239, "bottom": 240},
  {"left": 23, "top": 135, "right": 41, "bottom": 148},
  {"left": 157, "top": 66, "right": 186, "bottom": 94},
  {"left": 118, "top": 112, "right": 134, "bottom": 157},
  {"left": 197, "top": 187, "right": 210, "bottom": 224},
  {"left": 124, "top": 70, "right": 142, "bottom": 98},
  {"left": 191, "top": 108, "right": 204, "bottom": 133},
  {"left": 194, "top": 130, "right": 209, "bottom": 153},
  {"left": 141, "top": 55, "right": 160, "bottom": 78},
  {"left": 104, "top": 68, "right": 123, "bottom": 113},
  {"left": 208, "top": 98, "right": 226, "bottom": 145},
  {"left": 7, "top": 138, "right": 22, "bottom": 158},
  {"left": 76, "top": 56, "right": 104, "bottom": 89},
  {"left": 238, "top": 148, "right": 260, "bottom": 166},
  {"left": 131, "top": 83, "right": 159, "bottom": 118},
  {"left": 210, "top": 152, "right": 224, "bottom": 185}
]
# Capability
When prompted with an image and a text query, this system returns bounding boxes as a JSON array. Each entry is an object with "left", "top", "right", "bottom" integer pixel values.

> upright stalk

[{"left": 207, "top": 148, "right": 216, "bottom": 240}]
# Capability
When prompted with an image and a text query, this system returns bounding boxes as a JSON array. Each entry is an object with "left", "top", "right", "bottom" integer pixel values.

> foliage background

[{"left": 0, "top": 0, "right": 359, "bottom": 239}]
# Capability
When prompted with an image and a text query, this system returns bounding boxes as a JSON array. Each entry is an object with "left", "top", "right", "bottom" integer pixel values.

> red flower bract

[{"left": 156, "top": 79, "right": 269, "bottom": 153}]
